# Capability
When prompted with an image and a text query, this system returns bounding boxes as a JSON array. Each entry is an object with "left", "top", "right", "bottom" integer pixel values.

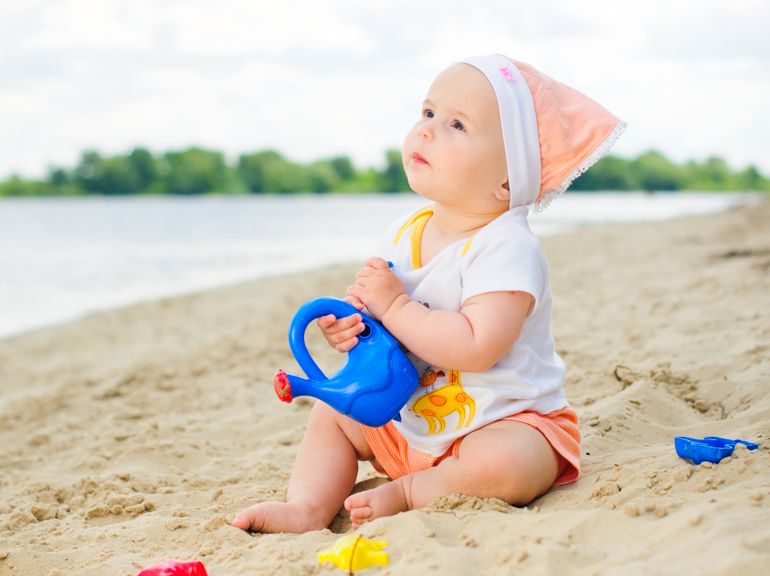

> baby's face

[{"left": 402, "top": 64, "right": 508, "bottom": 213}]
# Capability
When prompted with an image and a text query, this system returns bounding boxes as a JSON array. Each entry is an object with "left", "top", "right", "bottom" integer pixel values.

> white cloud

[
  {"left": 164, "top": 0, "right": 375, "bottom": 57},
  {"left": 1, "top": 0, "right": 769, "bottom": 180},
  {"left": 25, "top": 0, "right": 154, "bottom": 50}
]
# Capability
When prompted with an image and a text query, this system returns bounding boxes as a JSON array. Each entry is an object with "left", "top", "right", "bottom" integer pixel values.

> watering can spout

[
  {"left": 274, "top": 368, "right": 342, "bottom": 407},
  {"left": 274, "top": 369, "right": 299, "bottom": 403}
]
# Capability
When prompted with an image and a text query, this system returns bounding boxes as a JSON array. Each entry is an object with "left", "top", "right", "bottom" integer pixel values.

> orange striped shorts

[{"left": 360, "top": 407, "right": 581, "bottom": 487}]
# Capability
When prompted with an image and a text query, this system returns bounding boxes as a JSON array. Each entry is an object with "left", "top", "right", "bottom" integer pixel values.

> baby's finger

[
  {"left": 344, "top": 295, "right": 365, "bottom": 310},
  {"left": 365, "top": 257, "right": 390, "bottom": 270},
  {"left": 319, "top": 317, "right": 363, "bottom": 342},
  {"left": 329, "top": 313, "right": 362, "bottom": 332},
  {"left": 356, "top": 267, "right": 375, "bottom": 281},
  {"left": 335, "top": 336, "right": 359, "bottom": 353},
  {"left": 316, "top": 314, "right": 337, "bottom": 330},
  {"left": 346, "top": 284, "right": 365, "bottom": 303},
  {"left": 328, "top": 320, "right": 365, "bottom": 343}
]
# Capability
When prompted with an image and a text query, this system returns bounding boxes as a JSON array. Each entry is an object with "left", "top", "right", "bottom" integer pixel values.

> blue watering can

[{"left": 273, "top": 297, "right": 419, "bottom": 427}]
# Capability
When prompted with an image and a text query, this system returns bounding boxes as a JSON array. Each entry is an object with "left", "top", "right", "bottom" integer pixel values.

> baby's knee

[
  {"left": 305, "top": 401, "right": 373, "bottom": 461},
  {"left": 302, "top": 402, "right": 343, "bottom": 443},
  {"left": 486, "top": 464, "right": 543, "bottom": 505},
  {"left": 467, "top": 456, "right": 531, "bottom": 503},
  {"left": 308, "top": 400, "right": 358, "bottom": 426},
  {"left": 307, "top": 399, "right": 331, "bottom": 419},
  {"left": 456, "top": 443, "right": 554, "bottom": 505}
]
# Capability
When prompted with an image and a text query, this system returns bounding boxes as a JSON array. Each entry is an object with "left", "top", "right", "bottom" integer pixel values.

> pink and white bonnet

[{"left": 461, "top": 54, "right": 626, "bottom": 212}]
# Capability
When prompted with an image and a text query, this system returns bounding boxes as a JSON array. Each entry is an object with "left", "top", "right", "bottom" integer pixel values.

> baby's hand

[
  {"left": 347, "top": 257, "right": 406, "bottom": 320},
  {"left": 317, "top": 297, "right": 366, "bottom": 352}
]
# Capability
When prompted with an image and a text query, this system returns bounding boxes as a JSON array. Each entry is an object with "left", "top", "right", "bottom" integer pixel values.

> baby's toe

[
  {"left": 349, "top": 504, "right": 374, "bottom": 526},
  {"left": 230, "top": 506, "right": 264, "bottom": 532},
  {"left": 344, "top": 492, "right": 368, "bottom": 511}
]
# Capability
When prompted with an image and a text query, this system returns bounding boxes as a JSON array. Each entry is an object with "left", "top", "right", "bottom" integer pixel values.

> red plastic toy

[{"left": 136, "top": 560, "right": 208, "bottom": 576}]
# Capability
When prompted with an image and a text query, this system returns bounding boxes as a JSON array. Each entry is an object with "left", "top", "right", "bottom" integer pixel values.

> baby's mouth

[{"left": 412, "top": 152, "right": 429, "bottom": 165}]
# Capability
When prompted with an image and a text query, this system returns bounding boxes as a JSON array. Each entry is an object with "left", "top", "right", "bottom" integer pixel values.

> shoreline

[
  {"left": 1, "top": 191, "right": 761, "bottom": 342},
  {"left": 1, "top": 200, "right": 768, "bottom": 575},
  {"left": 0, "top": 260, "right": 361, "bottom": 345}
]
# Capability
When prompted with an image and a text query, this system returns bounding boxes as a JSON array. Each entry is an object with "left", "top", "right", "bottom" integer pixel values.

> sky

[{"left": 1, "top": 0, "right": 769, "bottom": 180}]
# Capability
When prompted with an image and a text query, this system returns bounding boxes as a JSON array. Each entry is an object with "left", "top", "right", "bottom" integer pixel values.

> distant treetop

[{"left": 1, "top": 146, "right": 767, "bottom": 197}]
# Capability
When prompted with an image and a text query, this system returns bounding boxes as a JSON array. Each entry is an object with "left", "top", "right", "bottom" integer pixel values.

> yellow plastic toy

[{"left": 317, "top": 534, "right": 389, "bottom": 574}]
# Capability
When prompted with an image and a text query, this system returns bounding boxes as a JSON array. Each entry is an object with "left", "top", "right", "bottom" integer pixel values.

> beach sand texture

[{"left": 1, "top": 200, "right": 769, "bottom": 575}]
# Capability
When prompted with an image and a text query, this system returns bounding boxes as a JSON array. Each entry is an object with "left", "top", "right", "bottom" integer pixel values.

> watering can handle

[{"left": 287, "top": 297, "right": 364, "bottom": 383}]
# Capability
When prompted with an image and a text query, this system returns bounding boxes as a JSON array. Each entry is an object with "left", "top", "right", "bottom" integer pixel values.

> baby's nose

[{"left": 418, "top": 123, "right": 434, "bottom": 141}]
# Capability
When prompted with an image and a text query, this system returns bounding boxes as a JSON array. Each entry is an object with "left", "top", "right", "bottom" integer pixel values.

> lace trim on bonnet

[{"left": 532, "top": 119, "right": 627, "bottom": 214}]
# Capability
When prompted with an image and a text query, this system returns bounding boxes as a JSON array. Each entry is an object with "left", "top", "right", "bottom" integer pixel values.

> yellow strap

[
  {"left": 393, "top": 207, "right": 433, "bottom": 247},
  {"left": 409, "top": 211, "right": 431, "bottom": 268},
  {"left": 392, "top": 205, "right": 478, "bottom": 268}
]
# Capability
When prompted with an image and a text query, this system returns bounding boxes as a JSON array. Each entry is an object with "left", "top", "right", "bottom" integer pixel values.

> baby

[{"left": 232, "top": 54, "right": 625, "bottom": 533}]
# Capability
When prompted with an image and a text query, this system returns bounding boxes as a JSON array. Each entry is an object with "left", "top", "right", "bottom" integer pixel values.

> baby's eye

[
  {"left": 452, "top": 120, "right": 465, "bottom": 131},
  {"left": 422, "top": 109, "right": 434, "bottom": 118}
]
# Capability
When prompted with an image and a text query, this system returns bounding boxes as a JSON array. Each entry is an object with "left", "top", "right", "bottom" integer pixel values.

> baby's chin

[
  {"left": 404, "top": 180, "right": 433, "bottom": 200},
  {"left": 402, "top": 171, "right": 424, "bottom": 195}
]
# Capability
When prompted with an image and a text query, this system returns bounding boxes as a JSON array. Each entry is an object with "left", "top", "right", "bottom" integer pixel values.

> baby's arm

[{"left": 348, "top": 258, "right": 533, "bottom": 372}]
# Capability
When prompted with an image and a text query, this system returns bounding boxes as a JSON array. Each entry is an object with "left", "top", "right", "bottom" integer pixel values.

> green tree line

[{"left": 1, "top": 146, "right": 768, "bottom": 197}]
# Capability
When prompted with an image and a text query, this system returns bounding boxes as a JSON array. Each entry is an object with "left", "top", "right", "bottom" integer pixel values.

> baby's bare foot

[
  {"left": 344, "top": 478, "right": 410, "bottom": 526},
  {"left": 231, "top": 500, "right": 327, "bottom": 534}
]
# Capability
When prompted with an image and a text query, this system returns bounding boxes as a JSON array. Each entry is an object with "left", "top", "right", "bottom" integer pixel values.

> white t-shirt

[{"left": 377, "top": 205, "right": 568, "bottom": 455}]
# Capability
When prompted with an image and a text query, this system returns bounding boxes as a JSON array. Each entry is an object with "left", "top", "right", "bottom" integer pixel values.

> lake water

[{"left": 0, "top": 192, "right": 759, "bottom": 339}]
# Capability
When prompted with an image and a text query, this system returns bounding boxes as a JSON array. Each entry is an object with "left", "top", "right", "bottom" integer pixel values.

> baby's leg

[
  {"left": 232, "top": 401, "right": 374, "bottom": 533},
  {"left": 345, "top": 420, "right": 563, "bottom": 525}
]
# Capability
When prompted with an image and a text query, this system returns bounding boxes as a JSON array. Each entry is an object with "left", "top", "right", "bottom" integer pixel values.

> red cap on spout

[{"left": 273, "top": 369, "right": 293, "bottom": 403}]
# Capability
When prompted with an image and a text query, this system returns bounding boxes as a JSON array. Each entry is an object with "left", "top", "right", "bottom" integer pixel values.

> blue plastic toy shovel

[
  {"left": 273, "top": 297, "right": 419, "bottom": 427},
  {"left": 674, "top": 436, "right": 759, "bottom": 464}
]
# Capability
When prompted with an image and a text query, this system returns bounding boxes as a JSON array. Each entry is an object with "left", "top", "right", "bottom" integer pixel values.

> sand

[{"left": 1, "top": 199, "right": 769, "bottom": 576}]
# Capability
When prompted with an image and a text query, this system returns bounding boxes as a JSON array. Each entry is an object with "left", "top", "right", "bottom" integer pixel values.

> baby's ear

[{"left": 494, "top": 180, "right": 510, "bottom": 202}]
